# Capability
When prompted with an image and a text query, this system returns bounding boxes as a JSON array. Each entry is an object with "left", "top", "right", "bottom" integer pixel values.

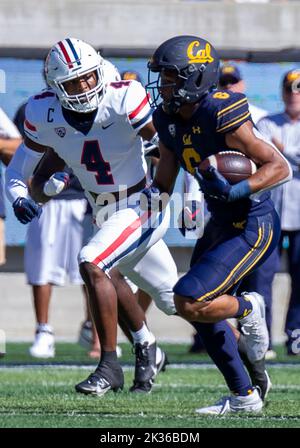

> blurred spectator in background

[
  {"left": 257, "top": 69, "right": 300, "bottom": 356},
  {"left": 218, "top": 62, "right": 280, "bottom": 360},
  {"left": 218, "top": 63, "right": 267, "bottom": 124},
  {"left": 121, "top": 70, "right": 143, "bottom": 84},
  {"left": 0, "top": 107, "right": 22, "bottom": 266}
]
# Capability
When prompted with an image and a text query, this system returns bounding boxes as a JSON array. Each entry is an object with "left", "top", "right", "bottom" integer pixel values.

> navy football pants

[{"left": 174, "top": 210, "right": 281, "bottom": 302}]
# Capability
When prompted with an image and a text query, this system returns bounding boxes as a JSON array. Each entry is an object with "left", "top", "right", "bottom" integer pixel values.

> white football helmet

[{"left": 45, "top": 37, "right": 105, "bottom": 113}]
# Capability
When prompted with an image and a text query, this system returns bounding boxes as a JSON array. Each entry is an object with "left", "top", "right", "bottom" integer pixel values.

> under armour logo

[
  {"left": 192, "top": 126, "right": 201, "bottom": 134},
  {"left": 233, "top": 220, "right": 246, "bottom": 229}
]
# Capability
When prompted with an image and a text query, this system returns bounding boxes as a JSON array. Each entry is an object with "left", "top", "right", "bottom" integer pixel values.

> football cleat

[
  {"left": 156, "top": 348, "right": 169, "bottom": 375},
  {"left": 130, "top": 341, "right": 157, "bottom": 393},
  {"left": 29, "top": 327, "right": 55, "bottom": 359},
  {"left": 255, "top": 368, "right": 272, "bottom": 401},
  {"left": 239, "top": 292, "right": 269, "bottom": 362},
  {"left": 238, "top": 333, "right": 272, "bottom": 401},
  {"left": 195, "top": 388, "right": 263, "bottom": 416},
  {"left": 75, "top": 362, "right": 124, "bottom": 396}
]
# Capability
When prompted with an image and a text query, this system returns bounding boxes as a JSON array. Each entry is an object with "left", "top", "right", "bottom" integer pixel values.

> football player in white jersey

[{"left": 5, "top": 38, "right": 177, "bottom": 396}]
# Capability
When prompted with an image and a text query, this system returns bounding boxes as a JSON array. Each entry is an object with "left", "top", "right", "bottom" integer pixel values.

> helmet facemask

[
  {"left": 147, "top": 64, "right": 208, "bottom": 114},
  {"left": 56, "top": 65, "right": 105, "bottom": 114}
]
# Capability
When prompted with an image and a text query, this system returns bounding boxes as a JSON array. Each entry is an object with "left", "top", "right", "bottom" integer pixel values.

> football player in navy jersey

[{"left": 145, "top": 35, "right": 292, "bottom": 414}]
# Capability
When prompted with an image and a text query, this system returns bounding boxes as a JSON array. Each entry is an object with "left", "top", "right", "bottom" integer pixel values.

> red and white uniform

[
  {"left": 22, "top": 80, "right": 177, "bottom": 314},
  {"left": 25, "top": 81, "right": 149, "bottom": 199},
  {"left": 24, "top": 58, "right": 120, "bottom": 287}
]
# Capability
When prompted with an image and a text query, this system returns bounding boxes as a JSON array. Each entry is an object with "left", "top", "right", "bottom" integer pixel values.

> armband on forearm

[
  {"left": 149, "top": 133, "right": 159, "bottom": 148},
  {"left": 43, "top": 172, "right": 70, "bottom": 197},
  {"left": 228, "top": 180, "right": 252, "bottom": 202}
]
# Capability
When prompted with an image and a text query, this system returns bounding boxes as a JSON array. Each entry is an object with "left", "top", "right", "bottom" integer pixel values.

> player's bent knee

[
  {"left": 174, "top": 294, "right": 196, "bottom": 321},
  {"left": 151, "top": 289, "right": 176, "bottom": 315},
  {"left": 79, "top": 261, "right": 106, "bottom": 286},
  {"left": 173, "top": 272, "right": 205, "bottom": 302},
  {"left": 174, "top": 294, "right": 212, "bottom": 322}
]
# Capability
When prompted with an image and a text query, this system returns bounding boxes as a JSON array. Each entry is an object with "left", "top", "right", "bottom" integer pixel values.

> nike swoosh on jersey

[{"left": 102, "top": 122, "right": 114, "bottom": 130}]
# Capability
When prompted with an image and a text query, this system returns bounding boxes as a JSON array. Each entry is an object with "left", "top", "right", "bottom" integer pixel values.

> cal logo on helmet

[{"left": 187, "top": 41, "right": 214, "bottom": 64}]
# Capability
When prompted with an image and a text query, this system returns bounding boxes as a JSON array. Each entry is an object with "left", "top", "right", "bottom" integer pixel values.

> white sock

[
  {"left": 130, "top": 322, "right": 155, "bottom": 346},
  {"left": 156, "top": 346, "right": 162, "bottom": 365},
  {"left": 37, "top": 323, "right": 53, "bottom": 333}
]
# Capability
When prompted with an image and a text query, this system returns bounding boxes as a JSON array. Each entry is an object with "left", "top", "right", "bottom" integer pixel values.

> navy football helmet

[{"left": 147, "top": 35, "right": 220, "bottom": 114}]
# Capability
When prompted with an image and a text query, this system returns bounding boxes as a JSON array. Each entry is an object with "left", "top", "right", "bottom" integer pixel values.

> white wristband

[{"left": 43, "top": 175, "right": 66, "bottom": 197}]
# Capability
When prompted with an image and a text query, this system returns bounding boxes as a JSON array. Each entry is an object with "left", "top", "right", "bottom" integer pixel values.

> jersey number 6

[{"left": 81, "top": 140, "right": 114, "bottom": 185}]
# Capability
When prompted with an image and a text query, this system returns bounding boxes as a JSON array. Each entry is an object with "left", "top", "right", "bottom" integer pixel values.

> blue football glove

[
  {"left": 195, "top": 166, "right": 231, "bottom": 201},
  {"left": 139, "top": 186, "right": 161, "bottom": 211},
  {"left": 195, "top": 166, "right": 252, "bottom": 202},
  {"left": 12, "top": 197, "right": 42, "bottom": 224}
]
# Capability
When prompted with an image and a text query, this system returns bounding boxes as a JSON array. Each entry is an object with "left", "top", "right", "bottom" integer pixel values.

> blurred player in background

[
  {"left": 218, "top": 63, "right": 267, "bottom": 123},
  {"left": 6, "top": 38, "right": 177, "bottom": 394},
  {"left": 0, "top": 107, "right": 22, "bottom": 267},
  {"left": 257, "top": 69, "right": 300, "bottom": 356},
  {"left": 146, "top": 35, "right": 291, "bottom": 414}
]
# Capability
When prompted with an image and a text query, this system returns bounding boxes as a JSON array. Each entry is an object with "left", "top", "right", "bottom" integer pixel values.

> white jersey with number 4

[{"left": 24, "top": 80, "right": 151, "bottom": 198}]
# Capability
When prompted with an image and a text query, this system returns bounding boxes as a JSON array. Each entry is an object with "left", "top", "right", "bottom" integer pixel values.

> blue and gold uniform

[{"left": 153, "top": 89, "right": 281, "bottom": 302}]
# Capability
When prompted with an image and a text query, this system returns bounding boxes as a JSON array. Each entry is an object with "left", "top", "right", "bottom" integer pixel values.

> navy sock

[
  {"left": 234, "top": 295, "right": 253, "bottom": 319},
  {"left": 192, "top": 320, "right": 253, "bottom": 396}
]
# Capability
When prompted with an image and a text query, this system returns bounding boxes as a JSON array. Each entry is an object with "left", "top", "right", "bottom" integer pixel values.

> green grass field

[{"left": 1, "top": 343, "right": 300, "bottom": 428}]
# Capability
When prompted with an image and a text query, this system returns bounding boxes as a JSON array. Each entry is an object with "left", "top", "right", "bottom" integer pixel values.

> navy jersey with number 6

[{"left": 153, "top": 89, "right": 273, "bottom": 223}]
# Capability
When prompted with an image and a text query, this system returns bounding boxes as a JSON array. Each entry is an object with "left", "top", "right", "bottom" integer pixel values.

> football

[{"left": 198, "top": 151, "right": 257, "bottom": 184}]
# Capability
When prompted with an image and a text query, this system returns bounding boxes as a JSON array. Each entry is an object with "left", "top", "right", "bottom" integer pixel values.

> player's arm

[
  {"left": 152, "top": 141, "right": 180, "bottom": 195},
  {"left": 138, "top": 122, "right": 160, "bottom": 154},
  {"left": 225, "top": 120, "right": 292, "bottom": 193},
  {"left": 30, "top": 148, "right": 68, "bottom": 204},
  {"left": 5, "top": 136, "right": 47, "bottom": 204},
  {"left": 5, "top": 136, "right": 48, "bottom": 224},
  {"left": 139, "top": 140, "right": 179, "bottom": 211}
]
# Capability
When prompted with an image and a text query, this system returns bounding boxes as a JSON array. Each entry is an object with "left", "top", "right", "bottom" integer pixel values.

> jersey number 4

[{"left": 81, "top": 140, "right": 114, "bottom": 185}]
